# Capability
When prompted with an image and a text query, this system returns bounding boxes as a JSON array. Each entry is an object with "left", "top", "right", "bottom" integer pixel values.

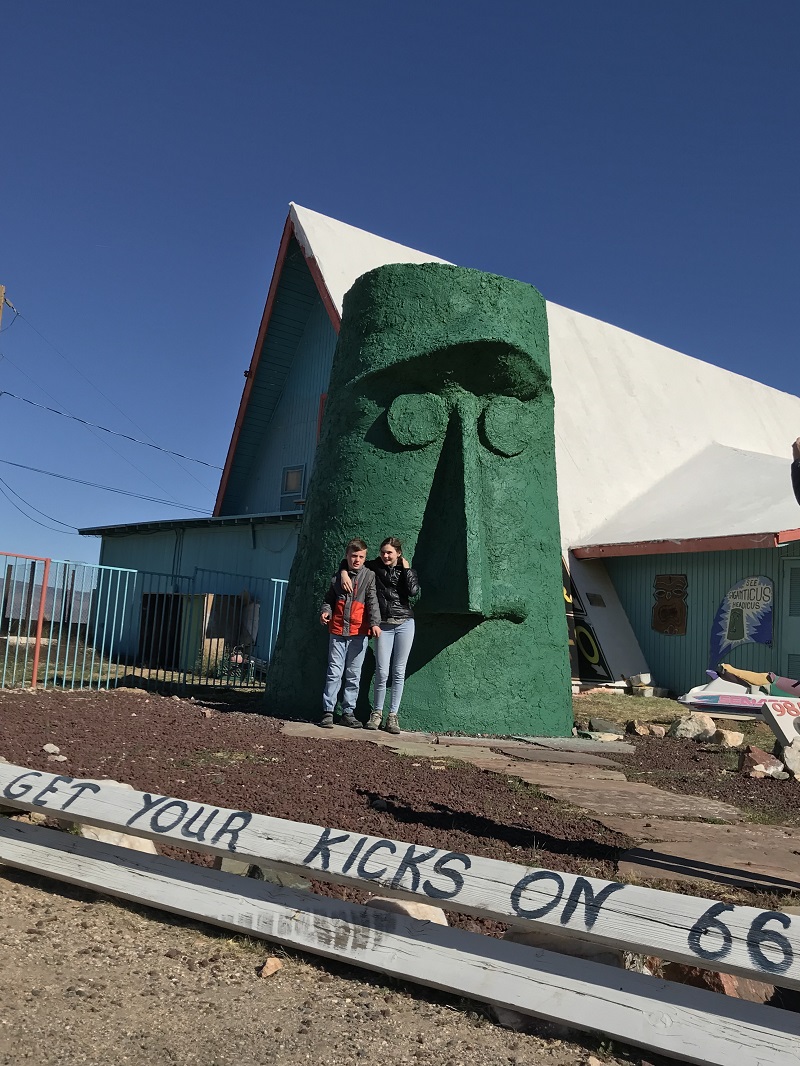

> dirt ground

[{"left": 0, "top": 685, "right": 793, "bottom": 1065}]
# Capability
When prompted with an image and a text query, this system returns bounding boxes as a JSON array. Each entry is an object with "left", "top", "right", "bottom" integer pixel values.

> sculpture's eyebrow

[{"left": 355, "top": 342, "right": 548, "bottom": 402}]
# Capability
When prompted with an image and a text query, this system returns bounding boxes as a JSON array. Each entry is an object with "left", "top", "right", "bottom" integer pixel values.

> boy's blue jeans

[{"left": 322, "top": 634, "right": 368, "bottom": 715}]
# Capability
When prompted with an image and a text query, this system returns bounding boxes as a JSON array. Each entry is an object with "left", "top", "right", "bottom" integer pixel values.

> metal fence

[{"left": 0, "top": 552, "right": 288, "bottom": 691}]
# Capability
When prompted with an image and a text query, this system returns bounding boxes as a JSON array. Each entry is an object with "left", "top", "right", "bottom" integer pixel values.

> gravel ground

[{"left": 0, "top": 688, "right": 646, "bottom": 1066}]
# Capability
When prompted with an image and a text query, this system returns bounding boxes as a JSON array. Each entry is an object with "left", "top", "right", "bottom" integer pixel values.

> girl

[{"left": 341, "top": 537, "right": 420, "bottom": 733}]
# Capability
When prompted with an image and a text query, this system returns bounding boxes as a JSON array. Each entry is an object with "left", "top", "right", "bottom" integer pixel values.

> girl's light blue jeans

[{"left": 373, "top": 618, "right": 415, "bottom": 715}]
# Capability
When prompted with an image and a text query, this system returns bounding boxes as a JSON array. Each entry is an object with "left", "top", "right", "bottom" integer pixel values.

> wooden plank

[
  {"left": 1, "top": 819, "right": 798, "bottom": 1066},
  {"left": 1, "top": 761, "right": 798, "bottom": 989}
]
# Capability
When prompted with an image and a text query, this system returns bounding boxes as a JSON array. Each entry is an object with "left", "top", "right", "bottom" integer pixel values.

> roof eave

[{"left": 570, "top": 528, "right": 800, "bottom": 559}]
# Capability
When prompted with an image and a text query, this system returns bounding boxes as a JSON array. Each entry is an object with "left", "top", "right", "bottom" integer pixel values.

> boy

[{"left": 319, "top": 539, "right": 381, "bottom": 728}]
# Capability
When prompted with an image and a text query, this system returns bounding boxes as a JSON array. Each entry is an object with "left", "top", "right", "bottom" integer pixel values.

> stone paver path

[{"left": 276, "top": 722, "right": 800, "bottom": 890}]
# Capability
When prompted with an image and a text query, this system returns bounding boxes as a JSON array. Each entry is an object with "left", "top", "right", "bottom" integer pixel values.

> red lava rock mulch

[{"left": 0, "top": 689, "right": 631, "bottom": 899}]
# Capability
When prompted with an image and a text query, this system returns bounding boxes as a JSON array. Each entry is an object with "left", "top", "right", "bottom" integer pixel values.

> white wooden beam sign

[
  {"left": 1, "top": 761, "right": 798, "bottom": 990},
  {"left": 1, "top": 819, "right": 798, "bottom": 1066}
]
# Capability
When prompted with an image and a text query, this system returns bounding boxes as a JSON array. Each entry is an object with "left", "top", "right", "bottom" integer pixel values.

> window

[{"left": 280, "top": 465, "right": 305, "bottom": 512}]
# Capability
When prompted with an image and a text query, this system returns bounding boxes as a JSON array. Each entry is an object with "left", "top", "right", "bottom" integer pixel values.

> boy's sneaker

[
  {"left": 341, "top": 713, "right": 363, "bottom": 729},
  {"left": 365, "top": 711, "right": 383, "bottom": 730},
  {"left": 320, "top": 713, "right": 334, "bottom": 729},
  {"left": 385, "top": 714, "right": 400, "bottom": 735}
]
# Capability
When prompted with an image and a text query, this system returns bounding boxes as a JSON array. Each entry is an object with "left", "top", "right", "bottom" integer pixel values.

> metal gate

[{"left": 0, "top": 552, "right": 287, "bottom": 691}]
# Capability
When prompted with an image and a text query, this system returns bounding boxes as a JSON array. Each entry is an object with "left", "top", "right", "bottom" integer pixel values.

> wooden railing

[{"left": 1, "top": 762, "right": 798, "bottom": 1065}]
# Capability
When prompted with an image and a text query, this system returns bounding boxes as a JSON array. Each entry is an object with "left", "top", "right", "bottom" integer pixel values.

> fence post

[{"left": 30, "top": 558, "right": 51, "bottom": 691}]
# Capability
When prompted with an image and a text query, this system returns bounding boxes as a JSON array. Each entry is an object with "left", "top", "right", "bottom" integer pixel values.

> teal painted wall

[
  {"left": 98, "top": 522, "right": 299, "bottom": 581},
  {"left": 94, "top": 522, "right": 300, "bottom": 662},
  {"left": 243, "top": 300, "right": 337, "bottom": 514},
  {"left": 606, "top": 542, "right": 800, "bottom": 695},
  {"left": 220, "top": 240, "right": 335, "bottom": 516}
]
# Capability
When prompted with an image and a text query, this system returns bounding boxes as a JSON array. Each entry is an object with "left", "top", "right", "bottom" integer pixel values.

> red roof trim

[{"left": 572, "top": 531, "right": 783, "bottom": 559}]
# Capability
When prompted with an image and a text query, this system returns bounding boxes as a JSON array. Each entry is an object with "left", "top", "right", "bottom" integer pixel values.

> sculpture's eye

[
  {"left": 387, "top": 392, "right": 448, "bottom": 448},
  {"left": 481, "top": 396, "right": 536, "bottom": 457}
]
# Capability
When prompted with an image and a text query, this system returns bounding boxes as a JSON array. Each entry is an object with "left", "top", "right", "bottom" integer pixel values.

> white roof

[
  {"left": 579, "top": 445, "right": 800, "bottom": 547},
  {"left": 289, "top": 204, "right": 800, "bottom": 550}
]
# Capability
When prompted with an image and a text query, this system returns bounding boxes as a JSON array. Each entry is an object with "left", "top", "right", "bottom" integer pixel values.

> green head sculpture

[{"left": 266, "top": 262, "right": 572, "bottom": 736}]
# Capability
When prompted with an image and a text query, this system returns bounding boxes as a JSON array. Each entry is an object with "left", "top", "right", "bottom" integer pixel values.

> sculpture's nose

[
  {"left": 457, "top": 398, "right": 488, "bottom": 615},
  {"left": 414, "top": 394, "right": 487, "bottom": 616}
]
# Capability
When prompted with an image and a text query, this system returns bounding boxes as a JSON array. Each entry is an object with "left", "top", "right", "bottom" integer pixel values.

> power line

[
  {"left": 0, "top": 346, "right": 183, "bottom": 502},
  {"left": 0, "top": 458, "right": 210, "bottom": 513},
  {"left": 0, "top": 476, "right": 81, "bottom": 536},
  {"left": 0, "top": 390, "right": 222, "bottom": 469},
  {"left": 0, "top": 474, "right": 78, "bottom": 529},
  {"left": 16, "top": 309, "right": 215, "bottom": 493}
]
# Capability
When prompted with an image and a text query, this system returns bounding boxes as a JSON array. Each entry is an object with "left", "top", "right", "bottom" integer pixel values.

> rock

[
  {"left": 626, "top": 720, "right": 650, "bottom": 736},
  {"left": 649, "top": 725, "right": 666, "bottom": 738},
  {"left": 739, "top": 746, "right": 784, "bottom": 775},
  {"left": 710, "top": 729, "right": 744, "bottom": 749},
  {"left": 77, "top": 824, "right": 159, "bottom": 854},
  {"left": 769, "top": 771, "right": 790, "bottom": 781},
  {"left": 579, "top": 731, "right": 625, "bottom": 742},
  {"left": 47, "top": 754, "right": 68, "bottom": 762},
  {"left": 7, "top": 811, "right": 48, "bottom": 825},
  {"left": 258, "top": 957, "right": 283, "bottom": 978},
  {"left": 251, "top": 865, "right": 313, "bottom": 892},
  {"left": 749, "top": 770, "right": 766, "bottom": 779},
  {"left": 42, "top": 743, "right": 60, "bottom": 755},
  {"left": 668, "top": 714, "right": 716, "bottom": 740},
  {"left": 660, "top": 962, "right": 774, "bottom": 1004},
  {"left": 0, "top": 755, "right": 8, "bottom": 764},
  {"left": 589, "top": 718, "right": 624, "bottom": 736},
  {"left": 370, "top": 798, "right": 389, "bottom": 811},
  {"left": 200, "top": 709, "right": 212, "bottom": 719},
  {"left": 366, "top": 897, "right": 449, "bottom": 925},
  {"left": 782, "top": 741, "right": 800, "bottom": 778}
]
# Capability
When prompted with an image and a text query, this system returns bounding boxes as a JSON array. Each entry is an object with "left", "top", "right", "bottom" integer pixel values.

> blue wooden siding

[
  {"left": 220, "top": 239, "right": 335, "bottom": 515},
  {"left": 242, "top": 300, "right": 336, "bottom": 514},
  {"left": 99, "top": 522, "right": 299, "bottom": 582},
  {"left": 606, "top": 542, "right": 800, "bottom": 695}
]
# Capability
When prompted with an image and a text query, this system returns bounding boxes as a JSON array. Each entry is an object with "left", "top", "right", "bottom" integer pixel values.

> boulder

[
  {"left": 739, "top": 746, "right": 784, "bottom": 775},
  {"left": 710, "top": 729, "right": 745, "bottom": 749},
  {"left": 366, "top": 897, "right": 448, "bottom": 925},
  {"left": 626, "top": 720, "right": 650, "bottom": 736},
  {"left": 649, "top": 725, "right": 666, "bottom": 738},
  {"left": 42, "top": 743, "right": 60, "bottom": 755},
  {"left": 589, "top": 718, "right": 625, "bottom": 736},
  {"left": 782, "top": 740, "right": 800, "bottom": 778},
  {"left": 668, "top": 714, "right": 716, "bottom": 740}
]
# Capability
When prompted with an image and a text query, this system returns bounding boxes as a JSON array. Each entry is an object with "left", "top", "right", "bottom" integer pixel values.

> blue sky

[{"left": 2, "top": 1, "right": 798, "bottom": 563}]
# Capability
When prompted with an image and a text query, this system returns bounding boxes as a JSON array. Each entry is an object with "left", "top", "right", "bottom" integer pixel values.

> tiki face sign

[{"left": 267, "top": 263, "right": 572, "bottom": 736}]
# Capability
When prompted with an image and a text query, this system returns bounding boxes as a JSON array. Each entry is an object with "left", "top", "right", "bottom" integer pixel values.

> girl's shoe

[
  {"left": 385, "top": 714, "right": 401, "bottom": 735},
  {"left": 366, "top": 711, "right": 383, "bottom": 730}
]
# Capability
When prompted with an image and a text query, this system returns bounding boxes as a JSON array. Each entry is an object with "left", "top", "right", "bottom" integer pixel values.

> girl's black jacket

[{"left": 339, "top": 559, "right": 420, "bottom": 622}]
